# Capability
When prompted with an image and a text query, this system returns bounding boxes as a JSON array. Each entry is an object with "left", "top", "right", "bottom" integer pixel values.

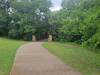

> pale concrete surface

[{"left": 10, "top": 42, "right": 82, "bottom": 75}]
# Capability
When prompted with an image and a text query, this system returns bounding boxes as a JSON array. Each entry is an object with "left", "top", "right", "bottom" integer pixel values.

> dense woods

[
  {"left": 0, "top": 0, "right": 100, "bottom": 49},
  {"left": 49, "top": 0, "right": 100, "bottom": 49},
  {"left": 0, "top": 0, "right": 51, "bottom": 40}
]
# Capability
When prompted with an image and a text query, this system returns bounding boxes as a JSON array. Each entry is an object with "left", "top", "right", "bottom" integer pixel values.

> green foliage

[
  {"left": 0, "top": 0, "right": 51, "bottom": 40},
  {"left": 49, "top": 0, "right": 100, "bottom": 49},
  {"left": 8, "top": 29, "right": 20, "bottom": 39},
  {"left": 23, "top": 25, "right": 35, "bottom": 41},
  {"left": 84, "top": 32, "right": 100, "bottom": 49},
  {"left": 0, "top": 0, "right": 8, "bottom": 36},
  {"left": 59, "top": 19, "right": 82, "bottom": 42}
]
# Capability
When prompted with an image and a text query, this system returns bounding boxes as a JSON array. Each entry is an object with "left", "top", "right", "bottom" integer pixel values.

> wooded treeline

[
  {"left": 0, "top": 0, "right": 51, "bottom": 40},
  {"left": 0, "top": 0, "right": 100, "bottom": 49},
  {"left": 49, "top": 0, "right": 100, "bottom": 49}
]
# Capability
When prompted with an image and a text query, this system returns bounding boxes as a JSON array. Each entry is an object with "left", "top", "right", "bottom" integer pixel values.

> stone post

[
  {"left": 48, "top": 34, "right": 52, "bottom": 42},
  {"left": 32, "top": 35, "right": 36, "bottom": 41}
]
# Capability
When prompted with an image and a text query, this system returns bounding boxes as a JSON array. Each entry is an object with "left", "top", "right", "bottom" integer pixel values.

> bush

[
  {"left": 8, "top": 29, "right": 20, "bottom": 39},
  {"left": 83, "top": 32, "right": 100, "bottom": 49},
  {"left": 23, "top": 32, "right": 33, "bottom": 41}
]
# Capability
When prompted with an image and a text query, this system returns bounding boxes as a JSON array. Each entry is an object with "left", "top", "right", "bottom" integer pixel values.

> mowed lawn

[
  {"left": 43, "top": 42, "right": 100, "bottom": 75},
  {"left": 0, "top": 38, "right": 24, "bottom": 75}
]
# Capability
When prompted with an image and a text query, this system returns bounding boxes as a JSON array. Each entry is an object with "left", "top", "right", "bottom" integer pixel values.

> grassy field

[
  {"left": 43, "top": 42, "right": 100, "bottom": 75},
  {"left": 0, "top": 38, "right": 24, "bottom": 75}
]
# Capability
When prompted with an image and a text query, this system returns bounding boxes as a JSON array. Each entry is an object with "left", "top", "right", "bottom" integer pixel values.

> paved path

[{"left": 10, "top": 42, "right": 81, "bottom": 75}]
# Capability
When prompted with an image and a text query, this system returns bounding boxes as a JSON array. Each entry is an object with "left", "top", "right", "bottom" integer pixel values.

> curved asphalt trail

[{"left": 10, "top": 42, "right": 82, "bottom": 75}]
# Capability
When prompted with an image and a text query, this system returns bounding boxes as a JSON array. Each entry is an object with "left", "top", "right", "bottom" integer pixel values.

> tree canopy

[{"left": 0, "top": 0, "right": 100, "bottom": 49}]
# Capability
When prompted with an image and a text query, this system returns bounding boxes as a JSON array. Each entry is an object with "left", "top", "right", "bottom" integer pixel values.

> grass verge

[
  {"left": 0, "top": 38, "right": 24, "bottom": 75},
  {"left": 43, "top": 42, "right": 100, "bottom": 75}
]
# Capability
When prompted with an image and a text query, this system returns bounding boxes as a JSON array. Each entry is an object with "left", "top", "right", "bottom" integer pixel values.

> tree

[
  {"left": 49, "top": 0, "right": 100, "bottom": 49},
  {"left": 8, "top": 0, "right": 51, "bottom": 40},
  {"left": 0, "top": 0, "right": 10, "bottom": 36}
]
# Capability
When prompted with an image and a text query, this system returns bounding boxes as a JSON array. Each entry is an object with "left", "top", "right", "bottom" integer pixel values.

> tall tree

[
  {"left": 0, "top": 0, "right": 10, "bottom": 36},
  {"left": 8, "top": 0, "right": 51, "bottom": 40}
]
